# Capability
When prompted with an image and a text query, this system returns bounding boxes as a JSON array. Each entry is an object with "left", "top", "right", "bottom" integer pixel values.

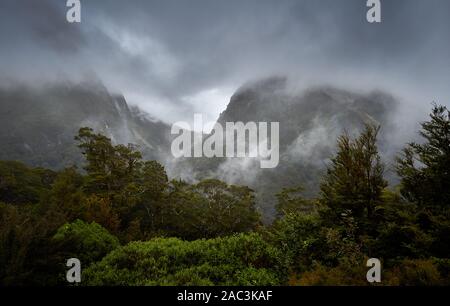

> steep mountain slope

[
  {"left": 0, "top": 77, "right": 402, "bottom": 220},
  {"left": 171, "top": 77, "right": 401, "bottom": 220},
  {"left": 0, "top": 82, "right": 171, "bottom": 169}
]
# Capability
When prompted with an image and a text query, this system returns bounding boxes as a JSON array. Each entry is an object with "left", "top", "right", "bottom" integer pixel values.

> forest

[{"left": 0, "top": 104, "right": 449, "bottom": 286}]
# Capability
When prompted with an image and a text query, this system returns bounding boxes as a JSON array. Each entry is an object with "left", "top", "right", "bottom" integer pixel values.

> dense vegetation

[{"left": 0, "top": 104, "right": 449, "bottom": 286}]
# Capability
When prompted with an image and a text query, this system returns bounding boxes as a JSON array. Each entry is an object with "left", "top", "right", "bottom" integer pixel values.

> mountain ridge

[
  {"left": 0, "top": 77, "right": 402, "bottom": 219},
  {"left": 0, "top": 82, "right": 172, "bottom": 169}
]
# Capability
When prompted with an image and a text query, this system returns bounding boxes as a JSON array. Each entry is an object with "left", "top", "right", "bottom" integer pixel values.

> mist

[{"left": 0, "top": 0, "right": 449, "bottom": 131}]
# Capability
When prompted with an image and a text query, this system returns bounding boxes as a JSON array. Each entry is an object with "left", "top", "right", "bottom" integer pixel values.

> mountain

[
  {"left": 0, "top": 77, "right": 402, "bottom": 220},
  {"left": 0, "top": 82, "right": 171, "bottom": 169},
  {"left": 170, "top": 77, "right": 401, "bottom": 220}
]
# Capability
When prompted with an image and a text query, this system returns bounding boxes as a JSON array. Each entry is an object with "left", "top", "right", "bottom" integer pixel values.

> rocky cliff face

[{"left": 0, "top": 82, "right": 171, "bottom": 169}]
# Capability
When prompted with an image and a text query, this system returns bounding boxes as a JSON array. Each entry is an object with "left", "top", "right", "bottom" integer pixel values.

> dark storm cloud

[
  {"left": 0, "top": 0, "right": 449, "bottom": 124},
  {"left": 0, "top": 0, "right": 85, "bottom": 52}
]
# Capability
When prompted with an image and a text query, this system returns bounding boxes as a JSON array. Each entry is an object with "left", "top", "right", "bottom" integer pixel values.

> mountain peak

[{"left": 0, "top": 82, "right": 171, "bottom": 169}]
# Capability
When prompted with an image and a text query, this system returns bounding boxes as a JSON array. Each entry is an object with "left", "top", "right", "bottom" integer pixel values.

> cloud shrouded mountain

[
  {"left": 171, "top": 77, "right": 402, "bottom": 219},
  {"left": 1, "top": 0, "right": 449, "bottom": 127},
  {"left": 0, "top": 78, "right": 405, "bottom": 220},
  {"left": 0, "top": 82, "right": 171, "bottom": 169}
]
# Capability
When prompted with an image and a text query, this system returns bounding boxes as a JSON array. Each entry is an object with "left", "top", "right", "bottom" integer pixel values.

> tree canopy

[{"left": 0, "top": 104, "right": 449, "bottom": 286}]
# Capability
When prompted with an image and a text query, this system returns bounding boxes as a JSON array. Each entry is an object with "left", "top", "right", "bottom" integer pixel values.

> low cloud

[{"left": 0, "top": 0, "right": 449, "bottom": 127}]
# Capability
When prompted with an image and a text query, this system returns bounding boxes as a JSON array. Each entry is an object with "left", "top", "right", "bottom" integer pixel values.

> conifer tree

[
  {"left": 320, "top": 124, "right": 387, "bottom": 233},
  {"left": 397, "top": 104, "right": 450, "bottom": 209}
]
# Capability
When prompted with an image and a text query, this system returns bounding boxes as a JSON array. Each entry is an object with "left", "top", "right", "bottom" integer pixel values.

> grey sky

[{"left": 1, "top": 0, "right": 449, "bottom": 125}]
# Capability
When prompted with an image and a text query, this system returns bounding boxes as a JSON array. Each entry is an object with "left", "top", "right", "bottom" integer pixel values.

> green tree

[
  {"left": 52, "top": 219, "right": 120, "bottom": 266},
  {"left": 275, "top": 186, "right": 315, "bottom": 218},
  {"left": 75, "top": 127, "right": 142, "bottom": 195},
  {"left": 397, "top": 104, "right": 450, "bottom": 209},
  {"left": 269, "top": 213, "right": 323, "bottom": 274},
  {"left": 0, "top": 202, "right": 66, "bottom": 285},
  {"left": 46, "top": 167, "right": 85, "bottom": 221},
  {"left": 0, "top": 161, "right": 55, "bottom": 204},
  {"left": 133, "top": 161, "right": 169, "bottom": 237},
  {"left": 162, "top": 179, "right": 261, "bottom": 240},
  {"left": 319, "top": 124, "right": 387, "bottom": 235},
  {"left": 75, "top": 127, "right": 146, "bottom": 233}
]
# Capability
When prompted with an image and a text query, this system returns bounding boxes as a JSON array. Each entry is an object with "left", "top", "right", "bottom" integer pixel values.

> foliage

[
  {"left": 291, "top": 260, "right": 369, "bottom": 286},
  {"left": 275, "top": 186, "right": 315, "bottom": 218},
  {"left": 160, "top": 179, "right": 260, "bottom": 240},
  {"left": 269, "top": 213, "right": 323, "bottom": 274},
  {"left": 83, "top": 233, "right": 285, "bottom": 286},
  {"left": 46, "top": 167, "right": 85, "bottom": 221},
  {"left": 0, "top": 161, "right": 55, "bottom": 204},
  {"left": 384, "top": 259, "right": 444, "bottom": 286},
  {"left": 397, "top": 104, "right": 450, "bottom": 209},
  {"left": 319, "top": 124, "right": 387, "bottom": 236},
  {"left": 1, "top": 105, "right": 449, "bottom": 286},
  {"left": 0, "top": 202, "right": 66, "bottom": 285},
  {"left": 53, "top": 219, "right": 120, "bottom": 265}
]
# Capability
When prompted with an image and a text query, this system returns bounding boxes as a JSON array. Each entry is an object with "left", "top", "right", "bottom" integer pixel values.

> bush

[
  {"left": 53, "top": 219, "right": 120, "bottom": 265},
  {"left": 291, "top": 260, "right": 370, "bottom": 286},
  {"left": 384, "top": 259, "right": 443, "bottom": 286},
  {"left": 269, "top": 213, "right": 323, "bottom": 273},
  {"left": 84, "top": 233, "right": 286, "bottom": 285}
]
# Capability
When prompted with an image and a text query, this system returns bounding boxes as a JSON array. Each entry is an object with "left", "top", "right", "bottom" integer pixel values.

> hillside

[
  {"left": 0, "top": 82, "right": 171, "bottom": 169},
  {"left": 0, "top": 78, "right": 401, "bottom": 219},
  {"left": 171, "top": 77, "right": 400, "bottom": 218}
]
